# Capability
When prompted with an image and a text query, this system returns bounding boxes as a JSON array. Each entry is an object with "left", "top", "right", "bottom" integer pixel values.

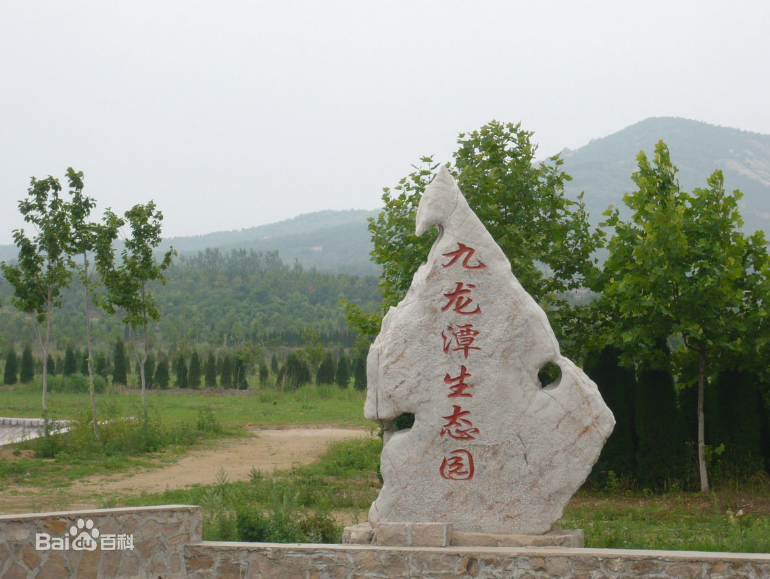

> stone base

[{"left": 342, "top": 522, "right": 584, "bottom": 548}]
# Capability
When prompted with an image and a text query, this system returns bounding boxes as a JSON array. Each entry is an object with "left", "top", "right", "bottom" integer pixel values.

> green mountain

[
  {"left": 561, "top": 117, "right": 770, "bottom": 234},
  {"left": 160, "top": 209, "right": 379, "bottom": 275},
  {"left": 1, "top": 118, "right": 767, "bottom": 271}
]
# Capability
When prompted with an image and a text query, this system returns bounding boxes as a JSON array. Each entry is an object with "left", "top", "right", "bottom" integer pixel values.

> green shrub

[{"left": 47, "top": 373, "right": 107, "bottom": 394}]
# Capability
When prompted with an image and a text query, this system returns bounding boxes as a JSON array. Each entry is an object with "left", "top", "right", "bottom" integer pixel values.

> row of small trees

[
  {"left": 354, "top": 121, "right": 770, "bottom": 494},
  {"left": 3, "top": 341, "right": 367, "bottom": 391},
  {"left": 0, "top": 169, "right": 173, "bottom": 440}
]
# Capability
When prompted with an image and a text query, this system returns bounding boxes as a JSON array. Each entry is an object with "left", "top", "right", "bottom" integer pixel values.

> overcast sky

[{"left": 1, "top": 0, "right": 768, "bottom": 244}]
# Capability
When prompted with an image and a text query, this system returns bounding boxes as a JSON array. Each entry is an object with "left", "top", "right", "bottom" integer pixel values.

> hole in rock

[
  {"left": 394, "top": 413, "right": 415, "bottom": 431},
  {"left": 537, "top": 362, "right": 562, "bottom": 388}
]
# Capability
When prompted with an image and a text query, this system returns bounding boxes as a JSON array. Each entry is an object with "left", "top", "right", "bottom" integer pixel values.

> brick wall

[
  {"left": 184, "top": 542, "right": 770, "bottom": 579},
  {"left": 2, "top": 506, "right": 769, "bottom": 578},
  {"left": 0, "top": 505, "right": 201, "bottom": 579}
]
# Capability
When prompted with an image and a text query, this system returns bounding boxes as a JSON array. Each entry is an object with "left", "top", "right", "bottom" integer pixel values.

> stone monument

[{"left": 346, "top": 166, "right": 615, "bottom": 547}]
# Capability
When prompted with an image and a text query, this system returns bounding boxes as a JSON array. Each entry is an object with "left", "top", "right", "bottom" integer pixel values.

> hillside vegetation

[
  {"left": 563, "top": 117, "right": 770, "bottom": 234},
  {"left": 0, "top": 249, "right": 380, "bottom": 351}
]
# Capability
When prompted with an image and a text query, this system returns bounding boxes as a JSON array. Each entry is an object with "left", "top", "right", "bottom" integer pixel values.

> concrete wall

[
  {"left": 0, "top": 505, "right": 201, "bottom": 579},
  {"left": 2, "top": 506, "right": 770, "bottom": 578},
  {"left": 185, "top": 542, "right": 770, "bottom": 579}
]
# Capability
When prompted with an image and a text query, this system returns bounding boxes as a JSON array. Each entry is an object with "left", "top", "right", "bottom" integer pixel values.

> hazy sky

[{"left": 1, "top": 1, "right": 768, "bottom": 244}]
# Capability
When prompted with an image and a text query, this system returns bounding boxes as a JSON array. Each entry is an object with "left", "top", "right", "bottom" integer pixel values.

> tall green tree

[
  {"left": 334, "top": 353, "right": 350, "bottom": 388},
  {"left": 3, "top": 348, "right": 18, "bottom": 385},
  {"left": 145, "top": 353, "right": 156, "bottom": 389},
  {"left": 96, "top": 202, "right": 174, "bottom": 406},
  {"left": 63, "top": 345, "right": 77, "bottom": 376},
  {"left": 282, "top": 352, "right": 310, "bottom": 389},
  {"left": 1, "top": 173, "right": 73, "bottom": 413},
  {"left": 66, "top": 168, "right": 116, "bottom": 438},
  {"left": 353, "top": 355, "right": 367, "bottom": 391},
  {"left": 359, "top": 121, "right": 600, "bottom": 351},
  {"left": 20, "top": 344, "right": 35, "bottom": 383},
  {"left": 315, "top": 352, "right": 336, "bottom": 385},
  {"left": 154, "top": 357, "right": 170, "bottom": 389},
  {"left": 188, "top": 351, "right": 202, "bottom": 389},
  {"left": 258, "top": 362, "right": 269, "bottom": 386},
  {"left": 595, "top": 141, "right": 770, "bottom": 493},
  {"left": 204, "top": 352, "right": 217, "bottom": 388},
  {"left": 112, "top": 339, "right": 128, "bottom": 385},
  {"left": 234, "top": 356, "right": 248, "bottom": 390},
  {"left": 220, "top": 355, "right": 233, "bottom": 388},
  {"left": 174, "top": 353, "right": 188, "bottom": 388}
]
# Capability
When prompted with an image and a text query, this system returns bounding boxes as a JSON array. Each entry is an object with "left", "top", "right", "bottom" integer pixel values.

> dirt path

[{"left": 0, "top": 426, "right": 370, "bottom": 514}]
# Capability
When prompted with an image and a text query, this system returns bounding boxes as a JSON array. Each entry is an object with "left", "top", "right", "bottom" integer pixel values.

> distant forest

[{"left": 0, "top": 248, "right": 381, "bottom": 355}]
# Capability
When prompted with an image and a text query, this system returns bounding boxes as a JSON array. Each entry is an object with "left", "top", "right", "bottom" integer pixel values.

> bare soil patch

[{"left": 0, "top": 427, "right": 369, "bottom": 514}]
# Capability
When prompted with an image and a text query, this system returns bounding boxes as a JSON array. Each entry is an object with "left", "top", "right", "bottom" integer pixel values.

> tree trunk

[
  {"left": 131, "top": 328, "right": 146, "bottom": 408},
  {"left": 33, "top": 324, "right": 47, "bottom": 416},
  {"left": 83, "top": 252, "right": 99, "bottom": 440},
  {"left": 697, "top": 351, "right": 710, "bottom": 494},
  {"left": 41, "top": 288, "right": 53, "bottom": 416}
]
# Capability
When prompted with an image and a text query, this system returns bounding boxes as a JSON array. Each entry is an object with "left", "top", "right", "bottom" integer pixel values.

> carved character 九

[{"left": 442, "top": 242, "right": 487, "bottom": 270}]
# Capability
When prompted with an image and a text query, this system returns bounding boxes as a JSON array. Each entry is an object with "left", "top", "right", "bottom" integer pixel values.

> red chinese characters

[
  {"left": 438, "top": 243, "right": 486, "bottom": 481},
  {"left": 441, "top": 282, "right": 481, "bottom": 315},
  {"left": 442, "top": 324, "right": 480, "bottom": 358},
  {"left": 442, "top": 243, "right": 487, "bottom": 270},
  {"left": 444, "top": 365, "right": 473, "bottom": 398},
  {"left": 440, "top": 449, "right": 475, "bottom": 480},
  {"left": 440, "top": 405, "right": 479, "bottom": 440}
]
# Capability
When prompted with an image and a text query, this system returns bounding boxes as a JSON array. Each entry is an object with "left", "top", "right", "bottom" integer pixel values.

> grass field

[
  {"left": 0, "top": 381, "right": 370, "bottom": 428},
  {"left": 2, "top": 382, "right": 770, "bottom": 552}
]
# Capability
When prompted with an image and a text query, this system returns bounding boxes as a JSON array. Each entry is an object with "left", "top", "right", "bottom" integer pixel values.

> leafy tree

[
  {"left": 1, "top": 172, "right": 73, "bottom": 412},
  {"left": 360, "top": 121, "right": 600, "bottom": 350},
  {"left": 188, "top": 351, "right": 202, "bottom": 389},
  {"left": 205, "top": 352, "right": 217, "bottom": 388},
  {"left": 154, "top": 358, "right": 170, "bottom": 389},
  {"left": 66, "top": 167, "right": 115, "bottom": 437},
  {"left": 3, "top": 348, "right": 18, "bottom": 385},
  {"left": 20, "top": 344, "right": 35, "bottom": 383},
  {"left": 315, "top": 352, "right": 336, "bottom": 385},
  {"left": 220, "top": 355, "right": 233, "bottom": 388},
  {"left": 112, "top": 339, "right": 128, "bottom": 385},
  {"left": 63, "top": 345, "right": 77, "bottom": 376},
  {"left": 270, "top": 354, "right": 279, "bottom": 374},
  {"left": 48, "top": 354, "right": 58, "bottom": 376},
  {"left": 334, "top": 353, "right": 350, "bottom": 388},
  {"left": 96, "top": 202, "right": 174, "bottom": 406},
  {"left": 174, "top": 353, "right": 188, "bottom": 388},
  {"left": 595, "top": 142, "right": 770, "bottom": 493},
  {"left": 353, "top": 354, "right": 367, "bottom": 391}
]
